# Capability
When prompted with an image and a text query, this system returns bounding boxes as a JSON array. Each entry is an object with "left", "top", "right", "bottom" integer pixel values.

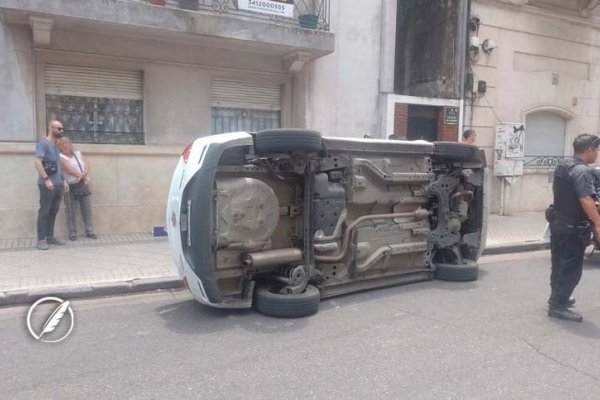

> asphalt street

[{"left": 2, "top": 250, "right": 600, "bottom": 400}]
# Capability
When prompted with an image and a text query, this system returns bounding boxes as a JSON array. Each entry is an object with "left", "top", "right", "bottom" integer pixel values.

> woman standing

[{"left": 58, "top": 137, "right": 97, "bottom": 240}]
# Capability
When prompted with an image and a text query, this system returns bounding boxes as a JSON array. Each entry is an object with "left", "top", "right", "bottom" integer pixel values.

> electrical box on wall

[
  {"left": 477, "top": 80, "right": 487, "bottom": 94},
  {"left": 469, "top": 36, "right": 480, "bottom": 51}
]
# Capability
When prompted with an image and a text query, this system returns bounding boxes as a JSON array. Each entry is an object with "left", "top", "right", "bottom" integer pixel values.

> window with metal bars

[
  {"left": 46, "top": 95, "right": 144, "bottom": 144},
  {"left": 211, "top": 107, "right": 280, "bottom": 134}
]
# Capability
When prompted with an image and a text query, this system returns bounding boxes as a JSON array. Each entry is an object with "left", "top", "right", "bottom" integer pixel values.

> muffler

[{"left": 242, "top": 248, "right": 303, "bottom": 269}]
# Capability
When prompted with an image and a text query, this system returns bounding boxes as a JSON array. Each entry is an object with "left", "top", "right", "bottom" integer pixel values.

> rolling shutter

[
  {"left": 211, "top": 79, "right": 281, "bottom": 111},
  {"left": 525, "top": 111, "right": 566, "bottom": 157},
  {"left": 45, "top": 64, "right": 143, "bottom": 100}
]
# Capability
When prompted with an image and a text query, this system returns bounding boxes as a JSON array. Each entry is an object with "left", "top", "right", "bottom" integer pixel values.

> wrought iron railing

[
  {"left": 135, "top": 0, "right": 331, "bottom": 31},
  {"left": 523, "top": 155, "right": 567, "bottom": 167},
  {"left": 46, "top": 95, "right": 144, "bottom": 145}
]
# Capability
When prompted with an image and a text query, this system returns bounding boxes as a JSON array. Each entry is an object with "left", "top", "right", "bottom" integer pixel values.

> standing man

[
  {"left": 462, "top": 129, "right": 477, "bottom": 145},
  {"left": 34, "top": 120, "right": 69, "bottom": 250},
  {"left": 548, "top": 133, "right": 600, "bottom": 322}
]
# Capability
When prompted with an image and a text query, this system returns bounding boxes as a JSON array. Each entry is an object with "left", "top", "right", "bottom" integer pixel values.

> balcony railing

[
  {"left": 134, "top": 0, "right": 331, "bottom": 31},
  {"left": 523, "top": 155, "right": 567, "bottom": 168}
]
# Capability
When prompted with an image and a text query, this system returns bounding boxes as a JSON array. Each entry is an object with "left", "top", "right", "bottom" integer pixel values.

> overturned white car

[{"left": 167, "top": 130, "right": 486, "bottom": 317}]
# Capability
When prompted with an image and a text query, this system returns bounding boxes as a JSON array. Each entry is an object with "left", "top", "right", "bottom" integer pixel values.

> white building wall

[
  {"left": 32, "top": 27, "right": 290, "bottom": 143},
  {"left": 0, "top": 22, "right": 34, "bottom": 141},
  {"left": 310, "top": 0, "right": 384, "bottom": 138},
  {"left": 0, "top": 17, "right": 294, "bottom": 239},
  {"left": 470, "top": 0, "right": 600, "bottom": 213}
]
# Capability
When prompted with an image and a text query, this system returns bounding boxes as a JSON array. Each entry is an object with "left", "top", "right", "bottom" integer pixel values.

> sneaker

[
  {"left": 548, "top": 296, "right": 576, "bottom": 308},
  {"left": 548, "top": 307, "right": 583, "bottom": 322},
  {"left": 36, "top": 240, "right": 49, "bottom": 250},
  {"left": 46, "top": 237, "right": 65, "bottom": 245},
  {"left": 85, "top": 233, "right": 97, "bottom": 239},
  {"left": 69, "top": 235, "right": 77, "bottom": 241}
]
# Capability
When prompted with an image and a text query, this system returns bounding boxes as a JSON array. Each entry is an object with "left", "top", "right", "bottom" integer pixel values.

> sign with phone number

[{"left": 238, "top": 0, "right": 294, "bottom": 18}]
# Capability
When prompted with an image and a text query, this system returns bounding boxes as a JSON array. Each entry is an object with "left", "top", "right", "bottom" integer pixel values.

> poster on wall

[
  {"left": 237, "top": 0, "right": 295, "bottom": 17},
  {"left": 494, "top": 123, "right": 525, "bottom": 176},
  {"left": 496, "top": 123, "right": 525, "bottom": 158}
]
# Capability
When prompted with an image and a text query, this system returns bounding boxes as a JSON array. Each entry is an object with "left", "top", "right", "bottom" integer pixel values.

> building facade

[
  {"left": 467, "top": 0, "right": 600, "bottom": 213},
  {"left": 0, "top": 0, "right": 336, "bottom": 239},
  {"left": 2, "top": 0, "right": 600, "bottom": 240}
]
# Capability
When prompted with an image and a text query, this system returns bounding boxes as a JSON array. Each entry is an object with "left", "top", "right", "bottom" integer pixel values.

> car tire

[
  {"left": 254, "top": 283, "right": 320, "bottom": 318},
  {"left": 254, "top": 129, "right": 323, "bottom": 155},
  {"left": 434, "top": 260, "right": 479, "bottom": 282},
  {"left": 433, "top": 141, "right": 481, "bottom": 163}
]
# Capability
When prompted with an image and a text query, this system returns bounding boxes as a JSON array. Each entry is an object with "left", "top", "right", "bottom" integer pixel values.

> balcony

[
  {"left": 135, "top": 0, "right": 331, "bottom": 31},
  {"left": 0, "top": 0, "right": 334, "bottom": 58}
]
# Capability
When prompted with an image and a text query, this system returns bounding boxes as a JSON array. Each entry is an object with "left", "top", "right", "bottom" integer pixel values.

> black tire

[
  {"left": 254, "top": 283, "right": 320, "bottom": 318},
  {"left": 433, "top": 142, "right": 481, "bottom": 163},
  {"left": 434, "top": 260, "right": 479, "bottom": 282},
  {"left": 254, "top": 129, "right": 323, "bottom": 156}
]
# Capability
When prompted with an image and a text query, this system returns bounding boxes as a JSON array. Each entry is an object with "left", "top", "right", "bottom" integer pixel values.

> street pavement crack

[{"left": 522, "top": 338, "right": 600, "bottom": 383}]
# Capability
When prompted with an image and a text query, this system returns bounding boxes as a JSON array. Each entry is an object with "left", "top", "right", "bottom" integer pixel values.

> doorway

[{"left": 407, "top": 105, "right": 439, "bottom": 141}]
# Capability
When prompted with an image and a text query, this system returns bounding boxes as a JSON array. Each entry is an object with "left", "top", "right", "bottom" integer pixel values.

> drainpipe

[
  {"left": 500, "top": 177, "right": 504, "bottom": 215},
  {"left": 457, "top": 0, "right": 470, "bottom": 141},
  {"left": 378, "top": 0, "right": 397, "bottom": 138}
]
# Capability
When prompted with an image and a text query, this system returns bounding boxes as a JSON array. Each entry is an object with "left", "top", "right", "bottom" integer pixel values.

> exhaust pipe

[{"left": 242, "top": 248, "right": 303, "bottom": 269}]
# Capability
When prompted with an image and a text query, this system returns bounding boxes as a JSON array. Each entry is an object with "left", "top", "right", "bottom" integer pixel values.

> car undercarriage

[{"left": 174, "top": 130, "right": 486, "bottom": 317}]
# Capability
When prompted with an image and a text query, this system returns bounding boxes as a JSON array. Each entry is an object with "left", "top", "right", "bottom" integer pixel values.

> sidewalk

[
  {"left": 0, "top": 212, "right": 549, "bottom": 306},
  {"left": 485, "top": 211, "right": 549, "bottom": 255},
  {"left": 0, "top": 234, "right": 181, "bottom": 306}
]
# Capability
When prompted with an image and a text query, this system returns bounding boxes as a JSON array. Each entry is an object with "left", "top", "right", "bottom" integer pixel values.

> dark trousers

[
  {"left": 64, "top": 189, "right": 94, "bottom": 236},
  {"left": 549, "top": 222, "right": 589, "bottom": 307},
  {"left": 37, "top": 184, "right": 63, "bottom": 240}
]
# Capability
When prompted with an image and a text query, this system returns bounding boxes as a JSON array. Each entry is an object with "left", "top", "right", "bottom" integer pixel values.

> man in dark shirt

[
  {"left": 548, "top": 134, "right": 600, "bottom": 322},
  {"left": 34, "top": 120, "right": 69, "bottom": 250}
]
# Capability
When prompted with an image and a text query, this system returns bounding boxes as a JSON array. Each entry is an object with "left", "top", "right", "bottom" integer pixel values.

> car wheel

[
  {"left": 434, "top": 260, "right": 479, "bottom": 282},
  {"left": 254, "top": 129, "right": 323, "bottom": 155},
  {"left": 254, "top": 283, "right": 320, "bottom": 318},
  {"left": 433, "top": 141, "right": 481, "bottom": 163}
]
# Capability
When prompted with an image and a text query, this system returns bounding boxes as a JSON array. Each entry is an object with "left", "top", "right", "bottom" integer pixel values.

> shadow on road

[
  {"left": 156, "top": 299, "right": 312, "bottom": 335},
  {"left": 156, "top": 269, "right": 488, "bottom": 335}
]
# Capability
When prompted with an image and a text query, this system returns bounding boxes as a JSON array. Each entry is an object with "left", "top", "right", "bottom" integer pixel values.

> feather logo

[{"left": 27, "top": 297, "right": 75, "bottom": 343}]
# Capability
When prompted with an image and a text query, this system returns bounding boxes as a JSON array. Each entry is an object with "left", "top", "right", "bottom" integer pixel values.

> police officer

[{"left": 548, "top": 133, "right": 600, "bottom": 322}]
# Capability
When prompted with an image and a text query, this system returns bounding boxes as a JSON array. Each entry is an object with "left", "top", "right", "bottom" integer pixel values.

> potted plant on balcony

[
  {"left": 298, "top": 0, "right": 319, "bottom": 29},
  {"left": 149, "top": 0, "right": 167, "bottom": 5},
  {"left": 178, "top": 0, "right": 199, "bottom": 10}
]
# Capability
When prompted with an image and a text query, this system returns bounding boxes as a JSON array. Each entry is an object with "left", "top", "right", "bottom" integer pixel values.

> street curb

[
  {"left": 483, "top": 241, "right": 550, "bottom": 256},
  {"left": 0, "top": 276, "right": 184, "bottom": 307}
]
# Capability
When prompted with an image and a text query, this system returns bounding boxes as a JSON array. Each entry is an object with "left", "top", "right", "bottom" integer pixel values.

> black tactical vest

[{"left": 553, "top": 158, "right": 587, "bottom": 223}]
